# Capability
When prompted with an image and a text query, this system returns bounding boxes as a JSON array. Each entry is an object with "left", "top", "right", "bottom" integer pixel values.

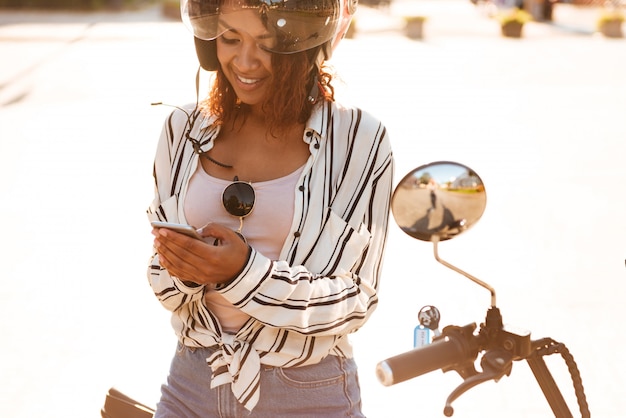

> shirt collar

[{"left": 303, "top": 102, "right": 325, "bottom": 147}]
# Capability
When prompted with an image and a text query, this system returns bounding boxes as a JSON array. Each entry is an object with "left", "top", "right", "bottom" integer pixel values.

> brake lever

[{"left": 443, "top": 349, "right": 514, "bottom": 417}]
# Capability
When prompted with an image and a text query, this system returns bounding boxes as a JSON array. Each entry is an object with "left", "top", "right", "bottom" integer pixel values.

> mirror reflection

[{"left": 392, "top": 161, "right": 486, "bottom": 242}]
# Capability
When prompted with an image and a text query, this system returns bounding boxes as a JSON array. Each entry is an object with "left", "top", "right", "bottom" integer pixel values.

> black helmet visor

[{"left": 181, "top": 0, "right": 341, "bottom": 54}]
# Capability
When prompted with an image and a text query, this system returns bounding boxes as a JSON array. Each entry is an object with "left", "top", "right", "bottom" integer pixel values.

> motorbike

[
  {"left": 101, "top": 161, "right": 590, "bottom": 418},
  {"left": 101, "top": 387, "right": 154, "bottom": 418},
  {"left": 376, "top": 161, "right": 590, "bottom": 418}
]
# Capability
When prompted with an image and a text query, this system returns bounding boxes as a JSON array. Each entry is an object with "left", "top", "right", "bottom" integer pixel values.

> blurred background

[{"left": 0, "top": 0, "right": 625, "bottom": 417}]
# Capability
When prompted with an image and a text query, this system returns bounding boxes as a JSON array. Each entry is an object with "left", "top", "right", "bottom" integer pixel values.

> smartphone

[{"left": 151, "top": 221, "right": 203, "bottom": 240}]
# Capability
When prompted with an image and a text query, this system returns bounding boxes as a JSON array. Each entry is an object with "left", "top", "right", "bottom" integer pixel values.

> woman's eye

[{"left": 219, "top": 36, "right": 239, "bottom": 45}]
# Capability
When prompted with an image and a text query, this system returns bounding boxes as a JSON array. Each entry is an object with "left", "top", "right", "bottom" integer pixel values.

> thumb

[{"left": 198, "top": 222, "right": 232, "bottom": 242}]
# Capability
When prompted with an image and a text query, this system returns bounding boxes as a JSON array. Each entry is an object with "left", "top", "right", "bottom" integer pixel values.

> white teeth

[{"left": 237, "top": 75, "right": 259, "bottom": 84}]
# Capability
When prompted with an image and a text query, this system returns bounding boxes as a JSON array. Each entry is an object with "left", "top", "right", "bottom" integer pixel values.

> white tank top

[{"left": 184, "top": 163, "right": 304, "bottom": 333}]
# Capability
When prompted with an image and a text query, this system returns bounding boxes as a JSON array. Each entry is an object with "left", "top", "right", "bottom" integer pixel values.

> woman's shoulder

[
  {"left": 327, "top": 101, "right": 390, "bottom": 143},
  {"left": 329, "top": 101, "right": 386, "bottom": 128},
  {"left": 161, "top": 103, "right": 219, "bottom": 146},
  {"left": 163, "top": 103, "right": 207, "bottom": 126}
]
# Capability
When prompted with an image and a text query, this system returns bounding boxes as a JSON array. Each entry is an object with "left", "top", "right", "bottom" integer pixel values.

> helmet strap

[
  {"left": 307, "top": 81, "right": 320, "bottom": 104},
  {"left": 306, "top": 45, "right": 327, "bottom": 104}
]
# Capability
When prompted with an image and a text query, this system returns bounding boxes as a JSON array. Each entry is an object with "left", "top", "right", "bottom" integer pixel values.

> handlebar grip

[{"left": 376, "top": 325, "right": 478, "bottom": 386}]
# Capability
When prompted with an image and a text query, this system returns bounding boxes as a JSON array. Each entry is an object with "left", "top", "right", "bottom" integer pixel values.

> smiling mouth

[{"left": 237, "top": 75, "right": 261, "bottom": 85}]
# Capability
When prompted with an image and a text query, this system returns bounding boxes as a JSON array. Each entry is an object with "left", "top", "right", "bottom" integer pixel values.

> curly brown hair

[{"left": 202, "top": 47, "right": 335, "bottom": 136}]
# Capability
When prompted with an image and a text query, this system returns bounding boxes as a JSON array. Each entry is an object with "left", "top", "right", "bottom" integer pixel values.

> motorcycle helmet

[{"left": 181, "top": 0, "right": 358, "bottom": 71}]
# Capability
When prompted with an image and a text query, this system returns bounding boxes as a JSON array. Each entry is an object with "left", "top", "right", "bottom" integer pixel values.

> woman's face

[{"left": 216, "top": 10, "right": 274, "bottom": 108}]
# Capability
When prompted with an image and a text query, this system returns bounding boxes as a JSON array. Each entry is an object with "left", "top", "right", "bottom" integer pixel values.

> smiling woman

[
  {"left": 213, "top": 10, "right": 276, "bottom": 109},
  {"left": 145, "top": 0, "right": 393, "bottom": 416}
]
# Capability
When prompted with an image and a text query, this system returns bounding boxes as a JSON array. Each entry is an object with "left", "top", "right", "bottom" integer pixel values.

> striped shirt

[{"left": 147, "top": 100, "right": 394, "bottom": 411}]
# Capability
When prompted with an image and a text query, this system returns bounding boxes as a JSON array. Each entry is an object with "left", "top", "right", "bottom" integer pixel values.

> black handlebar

[
  {"left": 376, "top": 323, "right": 480, "bottom": 386},
  {"left": 375, "top": 307, "right": 590, "bottom": 417}
]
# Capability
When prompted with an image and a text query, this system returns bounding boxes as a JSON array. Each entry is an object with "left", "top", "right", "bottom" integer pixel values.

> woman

[{"left": 147, "top": 0, "right": 393, "bottom": 416}]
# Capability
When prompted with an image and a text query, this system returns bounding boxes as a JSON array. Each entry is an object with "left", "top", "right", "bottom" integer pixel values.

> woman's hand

[{"left": 152, "top": 222, "right": 250, "bottom": 287}]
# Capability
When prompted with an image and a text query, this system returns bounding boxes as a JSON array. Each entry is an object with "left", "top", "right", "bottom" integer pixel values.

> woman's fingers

[
  {"left": 154, "top": 229, "right": 211, "bottom": 281},
  {"left": 154, "top": 224, "right": 249, "bottom": 286}
]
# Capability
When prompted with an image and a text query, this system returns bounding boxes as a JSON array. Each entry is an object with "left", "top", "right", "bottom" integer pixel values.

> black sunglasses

[{"left": 222, "top": 177, "right": 255, "bottom": 241}]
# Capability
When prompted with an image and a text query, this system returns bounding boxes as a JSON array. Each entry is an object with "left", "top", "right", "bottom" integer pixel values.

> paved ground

[{"left": 0, "top": 1, "right": 625, "bottom": 417}]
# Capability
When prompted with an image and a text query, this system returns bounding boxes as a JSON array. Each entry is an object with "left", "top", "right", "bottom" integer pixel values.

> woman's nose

[{"left": 234, "top": 41, "right": 261, "bottom": 70}]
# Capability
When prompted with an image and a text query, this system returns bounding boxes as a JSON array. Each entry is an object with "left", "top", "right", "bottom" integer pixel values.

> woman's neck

[
  {"left": 204, "top": 114, "right": 307, "bottom": 183},
  {"left": 227, "top": 108, "right": 300, "bottom": 143}
]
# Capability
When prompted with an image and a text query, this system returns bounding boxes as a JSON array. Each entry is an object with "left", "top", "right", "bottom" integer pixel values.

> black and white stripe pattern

[{"left": 147, "top": 100, "right": 393, "bottom": 411}]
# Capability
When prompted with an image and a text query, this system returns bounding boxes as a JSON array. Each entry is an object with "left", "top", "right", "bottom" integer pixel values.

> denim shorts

[{"left": 155, "top": 342, "right": 365, "bottom": 418}]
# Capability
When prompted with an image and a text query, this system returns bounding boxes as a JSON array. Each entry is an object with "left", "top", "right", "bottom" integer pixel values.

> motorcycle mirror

[
  {"left": 393, "top": 161, "right": 496, "bottom": 306},
  {"left": 392, "top": 161, "right": 486, "bottom": 242}
]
